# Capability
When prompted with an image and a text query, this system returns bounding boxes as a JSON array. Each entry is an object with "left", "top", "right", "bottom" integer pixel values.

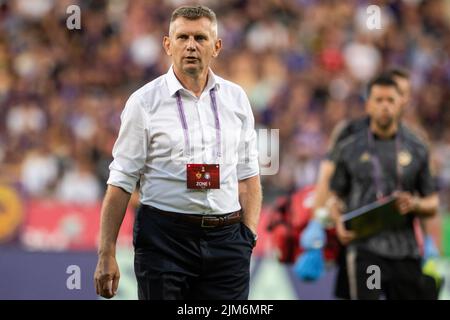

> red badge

[{"left": 186, "top": 164, "right": 220, "bottom": 189}]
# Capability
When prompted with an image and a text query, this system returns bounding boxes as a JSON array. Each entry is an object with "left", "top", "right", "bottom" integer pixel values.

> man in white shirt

[{"left": 94, "top": 5, "right": 262, "bottom": 300}]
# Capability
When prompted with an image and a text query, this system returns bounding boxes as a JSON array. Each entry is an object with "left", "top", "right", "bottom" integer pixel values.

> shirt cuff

[
  {"left": 107, "top": 169, "right": 138, "bottom": 194},
  {"left": 237, "top": 163, "right": 260, "bottom": 181}
]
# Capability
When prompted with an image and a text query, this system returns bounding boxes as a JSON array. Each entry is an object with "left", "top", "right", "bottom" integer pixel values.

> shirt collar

[{"left": 166, "top": 65, "right": 220, "bottom": 97}]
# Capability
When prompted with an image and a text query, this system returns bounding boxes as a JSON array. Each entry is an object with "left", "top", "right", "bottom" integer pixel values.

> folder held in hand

[{"left": 341, "top": 195, "right": 407, "bottom": 240}]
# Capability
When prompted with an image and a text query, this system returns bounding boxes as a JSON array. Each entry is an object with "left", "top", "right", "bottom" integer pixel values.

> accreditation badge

[{"left": 186, "top": 164, "right": 220, "bottom": 189}]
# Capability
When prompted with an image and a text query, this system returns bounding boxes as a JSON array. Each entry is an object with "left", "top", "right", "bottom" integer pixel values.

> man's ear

[
  {"left": 163, "top": 36, "right": 171, "bottom": 56},
  {"left": 212, "top": 38, "right": 222, "bottom": 58}
]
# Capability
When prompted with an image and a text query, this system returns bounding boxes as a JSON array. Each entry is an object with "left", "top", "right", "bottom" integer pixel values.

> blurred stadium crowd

[{"left": 0, "top": 0, "right": 449, "bottom": 212}]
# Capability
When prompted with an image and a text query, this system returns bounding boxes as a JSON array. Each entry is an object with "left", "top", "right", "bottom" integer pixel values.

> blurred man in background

[
  {"left": 311, "top": 68, "right": 440, "bottom": 299},
  {"left": 329, "top": 74, "right": 439, "bottom": 299}
]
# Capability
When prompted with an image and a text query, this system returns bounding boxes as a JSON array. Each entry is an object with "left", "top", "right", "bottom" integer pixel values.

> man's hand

[
  {"left": 94, "top": 254, "right": 120, "bottom": 299},
  {"left": 335, "top": 218, "right": 356, "bottom": 245},
  {"left": 242, "top": 221, "right": 258, "bottom": 235},
  {"left": 94, "top": 185, "right": 130, "bottom": 298},
  {"left": 238, "top": 175, "right": 262, "bottom": 237},
  {"left": 395, "top": 191, "right": 419, "bottom": 215},
  {"left": 329, "top": 194, "right": 354, "bottom": 244}
]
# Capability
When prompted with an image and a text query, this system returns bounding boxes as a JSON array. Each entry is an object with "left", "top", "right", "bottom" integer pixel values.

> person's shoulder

[
  {"left": 401, "top": 122, "right": 429, "bottom": 146},
  {"left": 329, "top": 119, "right": 351, "bottom": 148},
  {"left": 131, "top": 75, "right": 166, "bottom": 98},
  {"left": 329, "top": 116, "right": 369, "bottom": 149},
  {"left": 400, "top": 125, "right": 429, "bottom": 156},
  {"left": 346, "top": 116, "right": 370, "bottom": 134},
  {"left": 334, "top": 130, "right": 365, "bottom": 159},
  {"left": 126, "top": 75, "right": 167, "bottom": 109},
  {"left": 342, "top": 129, "right": 365, "bottom": 148},
  {"left": 215, "top": 74, "right": 247, "bottom": 97},
  {"left": 337, "top": 116, "right": 370, "bottom": 138}
]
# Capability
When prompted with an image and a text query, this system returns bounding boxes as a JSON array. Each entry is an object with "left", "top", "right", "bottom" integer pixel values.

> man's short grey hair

[{"left": 169, "top": 5, "right": 218, "bottom": 38}]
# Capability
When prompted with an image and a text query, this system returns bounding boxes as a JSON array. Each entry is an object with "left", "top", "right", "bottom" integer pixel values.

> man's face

[
  {"left": 393, "top": 76, "right": 411, "bottom": 108},
  {"left": 163, "top": 17, "right": 221, "bottom": 77},
  {"left": 366, "top": 85, "right": 403, "bottom": 130}
]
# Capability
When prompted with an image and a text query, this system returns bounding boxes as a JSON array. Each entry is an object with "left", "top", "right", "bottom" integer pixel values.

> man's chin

[
  {"left": 183, "top": 65, "right": 202, "bottom": 76},
  {"left": 376, "top": 119, "right": 393, "bottom": 130}
]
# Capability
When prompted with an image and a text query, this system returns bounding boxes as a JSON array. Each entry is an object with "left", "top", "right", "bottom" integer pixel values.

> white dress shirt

[{"left": 107, "top": 66, "right": 259, "bottom": 215}]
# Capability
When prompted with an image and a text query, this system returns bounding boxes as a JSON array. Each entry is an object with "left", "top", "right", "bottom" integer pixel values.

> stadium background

[{"left": 0, "top": 0, "right": 450, "bottom": 299}]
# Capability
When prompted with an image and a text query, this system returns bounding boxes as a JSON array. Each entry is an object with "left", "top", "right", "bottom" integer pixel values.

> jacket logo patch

[
  {"left": 360, "top": 152, "right": 371, "bottom": 162},
  {"left": 398, "top": 150, "right": 412, "bottom": 167}
]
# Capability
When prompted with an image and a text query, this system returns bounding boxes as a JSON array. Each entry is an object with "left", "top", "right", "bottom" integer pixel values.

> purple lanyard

[
  {"left": 175, "top": 88, "right": 222, "bottom": 159},
  {"left": 367, "top": 129, "right": 403, "bottom": 199}
]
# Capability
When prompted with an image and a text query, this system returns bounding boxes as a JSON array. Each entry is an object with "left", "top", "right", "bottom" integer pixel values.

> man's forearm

[
  {"left": 328, "top": 192, "right": 345, "bottom": 222},
  {"left": 98, "top": 185, "right": 131, "bottom": 257},
  {"left": 414, "top": 194, "right": 439, "bottom": 217},
  {"left": 238, "top": 175, "right": 262, "bottom": 233},
  {"left": 313, "top": 160, "right": 336, "bottom": 211}
]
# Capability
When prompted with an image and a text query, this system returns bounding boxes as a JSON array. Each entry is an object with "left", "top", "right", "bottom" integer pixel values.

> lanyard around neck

[
  {"left": 367, "top": 129, "right": 403, "bottom": 199},
  {"left": 175, "top": 88, "right": 222, "bottom": 159}
]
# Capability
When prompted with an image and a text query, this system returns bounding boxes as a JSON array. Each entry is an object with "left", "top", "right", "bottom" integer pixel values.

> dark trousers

[
  {"left": 345, "top": 247, "right": 438, "bottom": 300},
  {"left": 133, "top": 205, "right": 254, "bottom": 300},
  {"left": 334, "top": 245, "right": 351, "bottom": 300}
]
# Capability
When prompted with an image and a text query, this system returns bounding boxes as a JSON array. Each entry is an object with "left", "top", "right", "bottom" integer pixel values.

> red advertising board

[
  {"left": 20, "top": 200, "right": 134, "bottom": 251},
  {"left": 17, "top": 198, "right": 275, "bottom": 255}
]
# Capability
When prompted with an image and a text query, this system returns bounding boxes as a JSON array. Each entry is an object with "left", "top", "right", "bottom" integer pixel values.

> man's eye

[
  {"left": 195, "top": 36, "right": 207, "bottom": 41},
  {"left": 178, "top": 35, "right": 188, "bottom": 40}
]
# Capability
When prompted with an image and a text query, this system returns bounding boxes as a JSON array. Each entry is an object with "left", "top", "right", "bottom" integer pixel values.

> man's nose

[
  {"left": 187, "top": 36, "right": 196, "bottom": 51},
  {"left": 381, "top": 102, "right": 395, "bottom": 114}
]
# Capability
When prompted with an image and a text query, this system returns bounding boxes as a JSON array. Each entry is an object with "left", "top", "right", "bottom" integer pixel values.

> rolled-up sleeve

[
  {"left": 107, "top": 93, "right": 148, "bottom": 194},
  {"left": 236, "top": 88, "right": 259, "bottom": 180}
]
